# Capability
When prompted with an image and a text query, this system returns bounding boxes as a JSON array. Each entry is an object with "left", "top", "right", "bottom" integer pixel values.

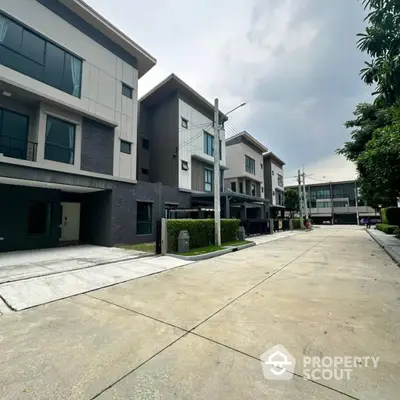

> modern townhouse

[
  {"left": 137, "top": 73, "right": 228, "bottom": 193},
  {"left": 285, "top": 180, "right": 379, "bottom": 225},
  {"left": 224, "top": 131, "right": 269, "bottom": 220},
  {"left": 0, "top": 0, "right": 190, "bottom": 252},
  {"left": 263, "top": 152, "right": 286, "bottom": 218}
]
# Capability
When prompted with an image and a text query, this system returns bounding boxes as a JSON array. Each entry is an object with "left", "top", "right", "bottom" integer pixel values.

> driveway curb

[
  {"left": 168, "top": 242, "right": 256, "bottom": 261},
  {"left": 367, "top": 229, "right": 400, "bottom": 266}
]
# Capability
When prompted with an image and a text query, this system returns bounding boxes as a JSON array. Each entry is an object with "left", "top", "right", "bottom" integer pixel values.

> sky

[{"left": 86, "top": 0, "right": 372, "bottom": 186}]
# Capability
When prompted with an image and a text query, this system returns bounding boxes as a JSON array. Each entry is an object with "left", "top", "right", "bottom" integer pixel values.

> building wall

[
  {"left": 136, "top": 103, "right": 151, "bottom": 182},
  {"left": 225, "top": 141, "right": 264, "bottom": 187},
  {"left": 1, "top": 0, "right": 138, "bottom": 180},
  {"left": 81, "top": 118, "right": 114, "bottom": 175},
  {"left": 147, "top": 94, "right": 179, "bottom": 186},
  {"left": 270, "top": 161, "right": 284, "bottom": 206},
  {"left": 263, "top": 160, "right": 273, "bottom": 202},
  {"left": 178, "top": 98, "right": 226, "bottom": 191}
]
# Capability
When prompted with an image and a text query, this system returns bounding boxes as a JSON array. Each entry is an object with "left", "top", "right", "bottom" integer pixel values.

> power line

[{"left": 179, "top": 123, "right": 213, "bottom": 149}]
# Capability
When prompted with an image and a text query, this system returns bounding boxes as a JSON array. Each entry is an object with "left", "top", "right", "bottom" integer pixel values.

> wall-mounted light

[{"left": 2, "top": 91, "right": 12, "bottom": 97}]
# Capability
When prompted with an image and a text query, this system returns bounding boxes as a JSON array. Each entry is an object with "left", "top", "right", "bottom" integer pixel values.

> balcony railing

[{"left": 0, "top": 136, "right": 37, "bottom": 162}]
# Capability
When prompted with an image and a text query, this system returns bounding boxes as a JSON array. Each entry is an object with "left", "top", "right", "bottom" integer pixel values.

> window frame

[
  {"left": 245, "top": 155, "right": 255, "bottom": 175},
  {"left": 44, "top": 115, "right": 76, "bottom": 165},
  {"left": 181, "top": 160, "right": 189, "bottom": 171},
  {"left": 181, "top": 117, "right": 188, "bottom": 129},
  {"left": 204, "top": 131, "right": 214, "bottom": 156},
  {"left": 122, "top": 83, "right": 133, "bottom": 99},
  {"left": 120, "top": 140, "right": 132, "bottom": 154},
  {"left": 204, "top": 167, "right": 213, "bottom": 192},
  {"left": 28, "top": 202, "right": 52, "bottom": 237},
  {"left": 136, "top": 201, "right": 153, "bottom": 236},
  {"left": 231, "top": 182, "right": 236, "bottom": 192},
  {"left": 0, "top": 12, "right": 83, "bottom": 98}
]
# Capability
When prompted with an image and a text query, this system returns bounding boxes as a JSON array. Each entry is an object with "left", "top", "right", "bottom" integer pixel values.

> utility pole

[
  {"left": 302, "top": 166, "right": 308, "bottom": 219},
  {"left": 213, "top": 98, "right": 221, "bottom": 246},
  {"left": 297, "top": 169, "right": 303, "bottom": 221}
]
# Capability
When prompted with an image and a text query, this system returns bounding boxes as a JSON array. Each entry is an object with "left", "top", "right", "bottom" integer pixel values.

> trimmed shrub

[
  {"left": 292, "top": 219, "right": 302, "bottom": 229},
  {"left": 384, "top": 207, "right": 400, "bottom": 226},
  {"left": 381, "top": 208, "right": 388, "bottom": 224},
  {"left": 167, "top": 219, "right": 240, "bottom": 252},
  {"left": 376, "top": 223, "right": 399, "bottom": 234}
]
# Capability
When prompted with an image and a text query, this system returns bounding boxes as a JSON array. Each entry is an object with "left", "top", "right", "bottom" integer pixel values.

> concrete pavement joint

[
  {"left": 0, "top": 253, "right": 156, "bottom": 286},
  {"left": 88, "top": 231, "right": 339, "bottom": 399},
  {"left": 189, "top": 332, "right": 361, "bottom": 400}
]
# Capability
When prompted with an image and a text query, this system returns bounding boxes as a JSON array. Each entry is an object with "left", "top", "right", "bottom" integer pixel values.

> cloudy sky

[{"left": 87, "top": 0, "right": 372, "bottom": 185}]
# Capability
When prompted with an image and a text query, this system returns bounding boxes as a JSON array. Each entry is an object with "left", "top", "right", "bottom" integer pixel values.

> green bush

[
  {"left": 167, "top": 219, "right": 240, "bottom": 252},
  {"left": 292, "top": 218, "right": 302, "bottom": 229},
  {"left": 381, "top": 208, "right": 388, "bottom": 224},
  {"left": 382, "top": 207, "right": 400, "bottom": 226},
  {"left": 376, "top": 223, "right": 399, "bottom": 234}
]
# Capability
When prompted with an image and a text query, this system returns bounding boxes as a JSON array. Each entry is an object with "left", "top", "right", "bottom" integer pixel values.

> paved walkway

[
  {"left": 368, "top": 228, "right": 400, "bottom": 265},
  {"left": 0, "top": 228, "right": 399, "bottom": 399}
]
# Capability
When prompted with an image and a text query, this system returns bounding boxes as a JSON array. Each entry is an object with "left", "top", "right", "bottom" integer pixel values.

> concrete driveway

[
  {"left": 0, "top": 245, "right": 146, "bottom": 284},
  {"left": 0, "top": 228, "right": 399, "bottom": 399}
]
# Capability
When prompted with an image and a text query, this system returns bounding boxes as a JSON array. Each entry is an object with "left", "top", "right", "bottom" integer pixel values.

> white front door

[{"left": 60, "top": 202, "right": 81, "bottom": 242}]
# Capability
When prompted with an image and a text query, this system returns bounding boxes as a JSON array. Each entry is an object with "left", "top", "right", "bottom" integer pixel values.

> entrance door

[{"left": 60, "top": 202, "right": 81, "bottom": 242}]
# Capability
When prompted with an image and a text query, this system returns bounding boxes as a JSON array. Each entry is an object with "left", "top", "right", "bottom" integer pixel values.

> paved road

[{"left": 1, "top": 228, "right": 399, "bottom": 399}]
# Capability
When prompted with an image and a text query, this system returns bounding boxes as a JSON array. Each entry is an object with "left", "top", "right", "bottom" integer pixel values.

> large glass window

[
  {"left": 204, "top": 131, "right": 214, "bottom": 156},
  {"left": 204, "top": 167, "right": 213, "bottom": 192},
  {"left": 333, "top": 201, "right": 348, "bottom": 208},
  {"left": 44, "top": 116, "right": 76, "bottom": 164},
  {"left": 0, "top": 13, "right": 82, "bottom": 97},
  {"left": 311, "top": 188, "right": 331, "bottom": 200},
  {"left": 245, "top": 155, "right": 255, "bottom": 174},
  {"left": 137, "top": 202, "right": 152, "bottom": 235},
  {"left": 317, "top": 201, "right": 331, "bottom": 208},
  {"left": 0, "top": 107, "right": 29, "bottom": 160},
  {"left": 277, "top": 174, "right": 284, "bottom": 187}
]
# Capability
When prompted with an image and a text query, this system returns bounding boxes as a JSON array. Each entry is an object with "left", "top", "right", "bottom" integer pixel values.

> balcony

[{"left": 0, "top": 136, "right": 37, "bottom": 162}]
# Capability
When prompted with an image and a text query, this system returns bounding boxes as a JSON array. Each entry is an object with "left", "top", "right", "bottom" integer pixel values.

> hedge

[
  {"left": 376, "top": 223, "right": 399, "bottom": 234},
  {"left": 167, "top": 219, "right": 240, "bottom": 252},
  {"left": 292, "top": 219, "right": 302, "bottom": 229},
  {"left": 381, "top": 207, "right": 400, "bottom": 226}
]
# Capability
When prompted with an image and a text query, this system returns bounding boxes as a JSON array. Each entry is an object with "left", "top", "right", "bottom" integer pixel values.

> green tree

[
  {"left": 284, "top": 188, "right": 299, "bottom": 217},
  {"left": 338, "top": 0, "right": 400, "bottom": 206}
]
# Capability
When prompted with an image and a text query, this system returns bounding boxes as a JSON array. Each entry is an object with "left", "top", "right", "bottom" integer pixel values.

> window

[
  {"left": 181, "top": 160, "right": 189, "bottom": 171},
  {"left": 276, "top": 191, "right": 284, "bottom": 206},
  {"left": 277, "top": 174, "right": 284, "bottom": 187},
  {"left": 0, "top": 107, "right": 29, "bottom": 160},
  {"left": 311, "top": 189, "right": 331, "bottom": 200},
  {"left": 261, "top": 163, "right": 263, "bottom": 169},
  {"left": 245, "top": 155, "right": 255, "bottom": 174},
  {"left": 334, "top": 201, "right": 348, "bottom": 208},
  {"left": 122, "top": 83, "right": 133, "bottom": 99},
  {"left": 141, "top": 168, "right": 149, "bottom": 175},
  {"left": 137, "top": 202, "right": 152, "bottom": 235},
  {"left": 181, "top": 117, "right": 188, "bottom": 129},
  {"left": 44, "top": 116, "right": 76, "bottom": 164},
  {"left": 231, "top": 182, "right": 236, "bottom": 192},
  {"left": 0, "top": 13, "right": 82, "bottom": 97},
  {"left": 142, "top": 138, "right": 149, "bottom": 150},
  {"left": 317, "top": 201, "right": 331, "bottom": 208},
  {"left": 204, "top": 131, "right": 214, "bottom": 156},
  {"left": 28, "top": 202, "right": 51, "bottom": 236},
  {"left": 272, "top": 171, "right": 275, "bottom": 176},
  {"left": 239, "top": 182, "right": 243, "bottom": 193},
  {"left": 204, "top": 167, "right": 213, "bottom": 192},
  {"left": 251, "top": 184, "right": 256, "bottom": 196},
  {"left": 120, "top": 140, "right": 131, "bottom": 154},
  {"left": 262, "top": 187, "right": 264, "bottom": 193}
]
